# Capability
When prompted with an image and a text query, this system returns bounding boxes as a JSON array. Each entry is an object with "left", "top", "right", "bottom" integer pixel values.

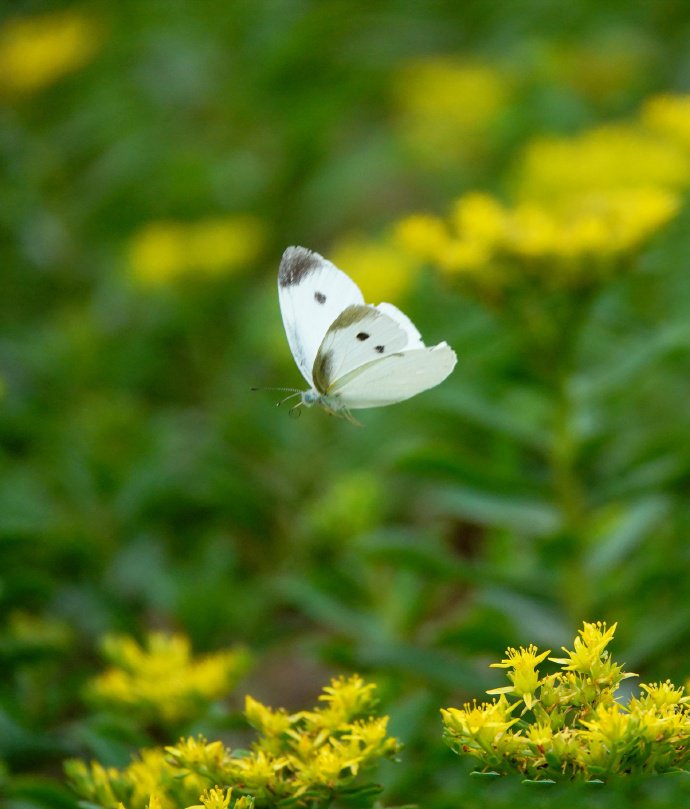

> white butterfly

[{"left": 275, "top": 246, "right": 457, "bottom": 422}]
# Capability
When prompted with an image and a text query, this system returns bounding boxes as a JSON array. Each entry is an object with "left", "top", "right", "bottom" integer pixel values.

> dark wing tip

[{"left": 278, "top": 246, "right": 322, "bottom": 287}]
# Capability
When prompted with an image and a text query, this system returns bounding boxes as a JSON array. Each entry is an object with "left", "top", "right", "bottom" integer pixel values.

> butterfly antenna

[
  {"left": 250, "top": 386, "right": 303, "bottom": 407},
  {"left": 251, "top": 386, "right": 301, "bottom": 393},
  {"left": 276, "top": 391, "right": 302, "bottom": 408}
]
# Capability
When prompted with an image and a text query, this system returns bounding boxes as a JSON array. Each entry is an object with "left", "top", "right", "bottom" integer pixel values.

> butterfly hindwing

[
  {"left": 330, "top": 342, "right": 457, "bottom": 409},
  {"left": 375, "top": 302, "right": 424, "bottom": 349},
  {"left": 313, "top": 304, "right": 417, "bottom": 393},
  {"left": 278, "top": 246, "right": 364, "bottom": 385}
]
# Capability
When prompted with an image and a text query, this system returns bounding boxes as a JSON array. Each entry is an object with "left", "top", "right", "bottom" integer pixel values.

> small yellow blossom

[
  {"left": 64, "top": 760, "right": 121, "bottom": 808},
  {"left": 441, "top": 696, "right": 518, "bottom": 753},
  {"left": 128, "top": 215, "right": 265, "bottom": 286},
  {"left": 125, "top": 749, "right": 175, "bottom": 809},
  {"left": 0, "top": 10, "right": 102, "bottom": 95},
  {"left": 314, "top": 675, "right": 378, "bottom": 728},
  {"left": 636, "top": 680, "right": 690, "bottom": 709},
  {"left": 488, "top": 644, "right": 551, "bottom": 709},
  {"left": 550, "top": 621, "right": 624, "bottom": 678},
  {"left": 245, "top": 696, "right": 291, "bottom": 738},
  {"left": 188, "top": 787, "right": 232, "bottom": 809},
  {"left": 165, "top": 736, "right": 231, "bottom": 773}
]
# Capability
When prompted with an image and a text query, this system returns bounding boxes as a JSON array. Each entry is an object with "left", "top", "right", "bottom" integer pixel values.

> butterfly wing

[
  {"left": 328, "top": 343, "right": 457, "bottom": 409},
  {"left": 278, "top": 246, "right": 364, "bottom": 385},
  {"left": 375, "top": 302, "right": 424, "bottom": 349},
  {"left": 313, "top": 304, "right": 421, "bottom": 393}
]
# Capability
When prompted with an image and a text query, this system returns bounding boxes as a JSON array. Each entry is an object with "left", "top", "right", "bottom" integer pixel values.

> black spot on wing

[
  {"left": 314, "top": 291, "right": 326, "bottom": 304},
  {"left": 279, "top": 246, "right": 321, "bottom": 287},
  {"left": 375, "top": 345, "right": 385, "bottom": 353},
  {"left": 356, "top": 332, "right": 369, "bottom": 341}
]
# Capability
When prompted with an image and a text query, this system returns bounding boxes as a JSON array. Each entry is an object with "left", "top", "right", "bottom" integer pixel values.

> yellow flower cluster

[
  {"left": 396, "top": 187, "right": 679, "bottom": 287},
  {"left": 67, "top": 675, "right": 400, "bottom": 809},
  {"left": 0, "top": 10, "right": 102, "bottom": 96},
  {"left": 442, "top": 621, "right": 690, "bottom": 781},
  {"left": 392, "top": 56, "right": 510, "bottom": 168},
  {"left": 393, "top": 95, "right": 690, "bottom": 290},
  {"left": 516, "top": 124, "right": 690, "bottom": 200},
  {"left": 85, "top": 633, "right": 250, "bottom": 726},
  {"left": 128, "top": 215, "right": 265, "bottom": 286}
]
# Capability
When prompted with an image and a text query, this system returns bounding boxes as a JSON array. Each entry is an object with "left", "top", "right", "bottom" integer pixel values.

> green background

[{"left": 3, "top": 1, "right": 690, "bottom": 807}]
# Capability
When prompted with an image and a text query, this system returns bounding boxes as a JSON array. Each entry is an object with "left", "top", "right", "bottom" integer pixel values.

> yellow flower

[
  {"left": 393, "top": 214, "right": 451, "bottom": 262},
  {"left": 245, "top": 696, "right": 291, "bottom": 738},
  {"left": 124, "top": 749, "right": 174, "bottom": 809},
  {"left": 328, "top": 236, "right": 419, "bottom": 302},
  {"left": 226, "top": 749, "right": 288, "bottom": 795},
  {"left": 637, "top": 680, "right": 690, "bottom": 709},
  {"left": 165, "top": 736, "right": 230, "bottom": 773},
  {"left": 488, "top": 644, "right": 551, "bottom": 709},
  {"left": 186, "top": 787, "right": 233, "bottom": 809},
  {"left": 313, "top": 675, "right": 378, "bottom": 729},
  {"left": 0, "top": 10, "right": 102, "bottom": 95},
  {"left": 550, "top": 621, "right": 617, "bottom": 674},
  {"left": 441, "top": 696, "right": 518, "bottom": 752},
  {"left": 86, "top": 632, "right": 250, "bottom": 725},
  {"left": 516, "top": 124, "right": 690, "bottom": 201},
  {"left": 580, "top": 703, "right": 638, "bottom": 748},
  {"left": 128, "top": 216, "right": 265, "bottom": 286},
  {"left": 64, "top": 760, "right": 121, "bottom": 808},
  {"left": 392, "top": 57, "right": 510, "bottom": 167},
  {"left": 451, "top": 193, "right": 507, "bottom": 245}
]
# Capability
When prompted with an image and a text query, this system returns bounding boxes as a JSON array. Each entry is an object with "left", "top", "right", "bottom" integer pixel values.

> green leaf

[{"left": 433, "top": 486, "right": 562, "bottom": 536}]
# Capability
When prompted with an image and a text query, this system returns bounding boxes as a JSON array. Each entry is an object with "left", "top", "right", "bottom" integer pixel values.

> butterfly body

[{"left": 277, "top": 246, "right": 456, "bottom": 420}]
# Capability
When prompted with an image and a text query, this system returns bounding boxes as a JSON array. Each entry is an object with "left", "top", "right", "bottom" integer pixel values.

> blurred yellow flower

[
  {"left": 85, "top": 632, "right": 250, "bottom": 725},
  {"left": 392, "top": 57, "right": 510, "bottom": 167},
  {"left": 393, "top": 214, "right": 451, "bottom": 262},
  {"left": 517, "top": 124, "right": 690, "bottom": 201},
  {"left": 128, "top": 215, "right": 265, "bottom": 286},
  {"left": 641, "top": 93, "right": 690, "bottom": 150},
  {"left": 328, "top": 236, "right": 419, "bottom": 302},
  {"left": 393, "top": 185, "right": 679, "bottom": 288},
  {"left": 0, "top": 10, "right": 102, "bottom": 95}
]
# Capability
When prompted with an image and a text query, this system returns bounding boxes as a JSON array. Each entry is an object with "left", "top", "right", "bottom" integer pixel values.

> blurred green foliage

[{"left": 3, "top": 1, "right": 690, "bottom": 808}]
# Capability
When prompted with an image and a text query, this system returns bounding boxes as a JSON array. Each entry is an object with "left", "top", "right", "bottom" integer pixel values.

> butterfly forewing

[
  {"left": 330, "top": 343, "right": 457, "bottom": 409},
  {"left": 312, "top": 304, "right": 414, "bottom": 393},
  {"left": 278, "top": 246, "right": 364, "bottom": 385}
]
